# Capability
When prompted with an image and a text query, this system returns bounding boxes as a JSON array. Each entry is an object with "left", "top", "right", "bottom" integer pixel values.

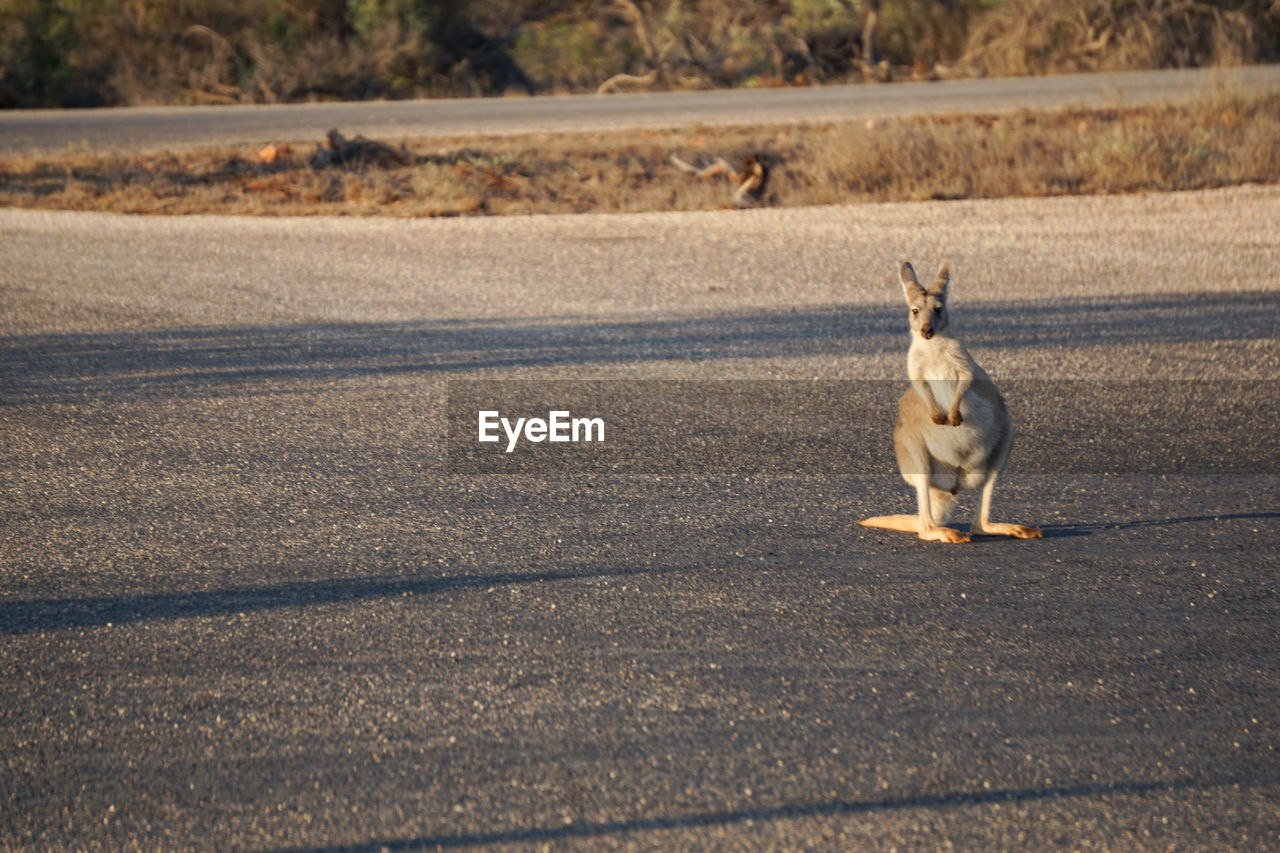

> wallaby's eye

[
  {"left": 934, "top": 305, "right": 943, "bottom": 314},
  {"left": 911, "top": 308, "right": 919, "bottom": 316}
]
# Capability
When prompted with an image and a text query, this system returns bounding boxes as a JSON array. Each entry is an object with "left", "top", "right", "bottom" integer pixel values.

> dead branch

[
  {"left": 604, "top": 0, "right": 655, "bottom": 63},
  {"left": 862, "top": 7, "right": 879, "bottom": 65},
  {"left": 732, "top": 155, "right": 769, "bottom": 205},
  {"left": 597, "top": 68, "right": 660, "bottom": 94},
  {"left": 182, "top": 25, "right": 244, "bottom": 102},
  {"left": 671, "top": 153, "right": 770, "bottom": 206},
  {"left": 674, "top": 74, "right": 711, "bottom": 90},
  {"left": 597, "top": 2, "right": 707, "bottom": 93},
  {"left": 931, "top": 62, "right": 978, "bottom": 80},
  {"left": 183, "top": 25, "right": 234, "bottom": 64},
  {"left": 670, "top": 153, "right": 736, "bottom": 179},
  {"left": 311, "top": 129, "right": 410, "bottom": 169}
]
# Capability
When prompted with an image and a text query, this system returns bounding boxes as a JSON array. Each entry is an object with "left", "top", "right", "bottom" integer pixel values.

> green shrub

[
  {"left": 0, "top": 0, "right": 1275, "bottom": 108},
  {"left": 1, "top": 0, "right": 79, "bottom": 107},
  {"left": 511, "top": 19, "right": 638, "bottom": 91}
]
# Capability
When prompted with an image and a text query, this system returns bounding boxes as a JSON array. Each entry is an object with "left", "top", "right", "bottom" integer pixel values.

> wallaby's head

[{"left": 899, "top": 260, "right": 951, "bottom": 341}]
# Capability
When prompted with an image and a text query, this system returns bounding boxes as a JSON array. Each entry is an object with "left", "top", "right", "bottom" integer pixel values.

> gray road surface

[
  {"left": 2, "top": 187, "right": 1279, "bottom": 850},
  {"left": 3, "top": 64, "right": 1280, "bottom": 156}
]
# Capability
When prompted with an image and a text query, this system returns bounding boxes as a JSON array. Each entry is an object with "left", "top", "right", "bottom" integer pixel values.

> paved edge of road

[{"left": 2, "top": 64, "right": 1279, "bottom": 156}]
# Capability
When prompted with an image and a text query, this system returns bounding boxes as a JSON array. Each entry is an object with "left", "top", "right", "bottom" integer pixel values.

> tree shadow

[
  {"left": 0, "top": 562, "right": 683, "bottom": 636},
  {"left": 7, "top": 510, "right": 1276, "bottom": 635},
  {"left": 263, "top": 774, "right": 1276, "bottom": 852},
  {"left": 2, "top": 289, "right": 1277, "bottom": 406},
  {"left": 430, "top": 10, "right": 537, "bottom": 96}
]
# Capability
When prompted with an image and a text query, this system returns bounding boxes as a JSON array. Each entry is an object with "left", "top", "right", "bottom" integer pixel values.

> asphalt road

[
  {"left": 2, "top": 186, "right": 1279, "bottom": 850},
  {"left": 3, "top": 64, "right": 1280, "bottom": 156}
]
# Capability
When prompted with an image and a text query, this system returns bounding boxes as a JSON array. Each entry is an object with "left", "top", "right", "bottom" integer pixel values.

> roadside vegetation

[
  {"left": 2, "top": 0, "right": 1278, "bottom": 109},
  {"left": 2, "top": 87, "right": 1276, "bottom": 216}
]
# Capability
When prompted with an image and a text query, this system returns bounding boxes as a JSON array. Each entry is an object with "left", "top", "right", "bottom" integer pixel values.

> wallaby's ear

[
  {"left": 899, "top": 261, "right": 924, "bottom": 301},
  {"left": 928, "top": 262, "right": 951, "bottom": 297}
]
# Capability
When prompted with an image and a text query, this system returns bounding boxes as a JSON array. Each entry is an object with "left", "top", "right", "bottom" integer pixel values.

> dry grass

[
  {"left": 959, "top": 0, "right": 1278, "bottom": 77},
  {"left": 2, "top": 88, "right": 1277, "bottom": 218},
  {"left": 809, "top": 86, "right": 1280, "bottom": 202}
]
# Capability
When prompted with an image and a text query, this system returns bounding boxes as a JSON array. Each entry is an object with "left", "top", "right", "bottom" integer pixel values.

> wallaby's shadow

[
  {"left": 944, "top": 511, "right": 1280, "bottom": 542},
  {"left": 1038, "top": 511, "right": 1280, "bottom": 537}
]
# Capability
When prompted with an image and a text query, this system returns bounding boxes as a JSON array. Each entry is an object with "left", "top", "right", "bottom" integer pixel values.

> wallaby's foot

[
  {"left": 920, "top": 525, "right": 970, "bottom": 544},
  {"left": 861, "top": 515, "right": 969, "bottom": 543},
  {"left": 973, "top": 522, "right": 1042, "bottom": 539},
  {"left": 948, "top": 410, "right": 963, "bottom": 426},
  {"left": 860, "top": 514, "right": 919, "bottom": 533}
]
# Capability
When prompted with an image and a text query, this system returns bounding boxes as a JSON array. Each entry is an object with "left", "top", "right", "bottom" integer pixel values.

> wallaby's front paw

[
  {"left": 931, "top": 411, "right": 948, "bottom": 425},
  {"left": 949, "top": 410, "right": 963, "bottom": 426}
]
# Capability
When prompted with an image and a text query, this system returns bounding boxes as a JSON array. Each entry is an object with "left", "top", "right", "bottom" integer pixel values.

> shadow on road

[
  {"left": 0, "top": 562, "right": 691, "bottom": 636},
  {"left": 264, "top": 774, "right": 1275, "bottom": 852},
  {"left": 1039, "top": 511, "right": 1280, "bottom": 537},
  {"left": 2, "top": 290, "right": 1277, "bottom": 405},
  {"left": 5, "top": 510, "right": 1276, "bottom": 635}
]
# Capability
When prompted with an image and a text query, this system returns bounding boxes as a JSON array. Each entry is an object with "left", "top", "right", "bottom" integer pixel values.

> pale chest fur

[
  {"left": 906, "top": 334, "right": 1001, "bottom": 469},
  {"left": 908, "top": 335, "right": 983, "bottom": 390}
]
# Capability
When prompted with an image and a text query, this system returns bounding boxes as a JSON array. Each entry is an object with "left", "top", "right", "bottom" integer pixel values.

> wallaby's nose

[{"left": 920, "top": 326, "right": 933, "bottom": 339}]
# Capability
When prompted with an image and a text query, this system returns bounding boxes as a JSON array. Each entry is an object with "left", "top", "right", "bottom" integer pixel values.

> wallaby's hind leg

[
  {"left": 970, "top": 471, "right": 1042, "bottom": 539},
  {"left": 862, "top": 408, "right": 969, "bottom": 542},
  {"left": 929, "top": 487, "right": 955, "bottom": 526},
  {"left": 858, "top": 514, "right": 919, "bottom": 533},
  {"left": 859, "top": 481, "right": 967, "bottom": 543},
  {"left": 912, "top": 474, "right": 969, "bottom": 543}
]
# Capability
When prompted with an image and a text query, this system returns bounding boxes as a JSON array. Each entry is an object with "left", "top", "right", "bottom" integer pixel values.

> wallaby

[{"left": 861, "top": 261, "right": 1041, "bottom": 544}]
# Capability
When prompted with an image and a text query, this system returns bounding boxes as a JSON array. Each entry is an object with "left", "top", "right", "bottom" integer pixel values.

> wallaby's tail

[{"left": 859, "top": 514, "right": 919, "bottom": 533}]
